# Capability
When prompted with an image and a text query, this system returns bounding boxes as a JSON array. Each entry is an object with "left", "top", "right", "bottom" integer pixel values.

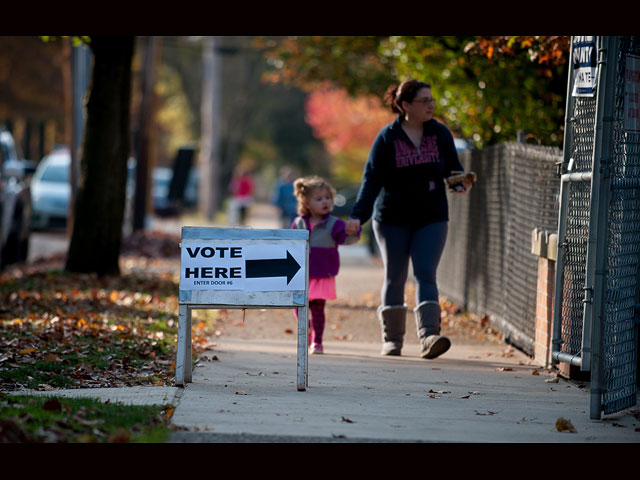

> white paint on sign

[{"left": 179, "top": 240, "right": 306, "bottom": 291}]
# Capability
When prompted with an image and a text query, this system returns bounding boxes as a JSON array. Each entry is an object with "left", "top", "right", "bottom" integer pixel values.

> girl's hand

[{"left": 345, "top": 218, "right": 361, "bottom": 235}]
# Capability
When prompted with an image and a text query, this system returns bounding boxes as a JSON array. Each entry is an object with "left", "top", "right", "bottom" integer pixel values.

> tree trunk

[{"left": 65, "top": 36, "right": 135, "bottom": 276}]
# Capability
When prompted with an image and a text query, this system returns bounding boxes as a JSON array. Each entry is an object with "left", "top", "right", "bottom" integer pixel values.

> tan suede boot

[
  {"left": 378, "top": 305, "right": 407, "bottom": 356},
  {"left": 414, "top": 301, "right": 450, "bottom": 359}
]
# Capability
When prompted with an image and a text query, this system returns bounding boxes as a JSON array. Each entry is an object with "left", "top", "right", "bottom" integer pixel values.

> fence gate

[{"left": 553, "top": 36, "right": 640, "bottom": 419}]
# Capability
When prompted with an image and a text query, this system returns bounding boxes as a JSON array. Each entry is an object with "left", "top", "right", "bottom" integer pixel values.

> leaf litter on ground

[{"left": 0, "top": 230, "right": 218, "bottom": 393}]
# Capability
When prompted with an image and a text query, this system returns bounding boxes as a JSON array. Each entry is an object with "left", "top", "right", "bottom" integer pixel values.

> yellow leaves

[
  {"left": 109, "top": 290, "right": 119, "bottom": 303},
  {"left": 555, "top": 417, "right": 577, "bottom": 433},
  {"left": 163, "top": 407, "right": 175, "bottom": 419},
  {"left": 19, "top": 347, "right": 35, "bottom": 355},
  {"left": 486, "top": 44, "right": 494, "bottom": 60}
]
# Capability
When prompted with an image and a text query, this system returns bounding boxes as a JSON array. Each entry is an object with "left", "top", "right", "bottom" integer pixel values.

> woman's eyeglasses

[{"left": 413, "top": 97, "right": 436, "bottom": 105}]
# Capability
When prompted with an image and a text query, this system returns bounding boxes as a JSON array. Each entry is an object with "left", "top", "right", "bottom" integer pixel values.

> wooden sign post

[{"left": 177, "top": 227, "right": 310, "bottom": 391}]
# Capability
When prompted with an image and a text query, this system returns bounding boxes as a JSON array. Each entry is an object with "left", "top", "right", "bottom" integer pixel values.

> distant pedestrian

[
  {"left": 345, "top": 79, "right": 473, "bottom": 359},
  {"left": 228, "top": 168, "right": 254, "bottom": 225},
  {"left": 292, "top": 175, "right": 361, "bottom": 354},
  {"left": 271, "top": 166, "right": 298, "bottom": 228}
]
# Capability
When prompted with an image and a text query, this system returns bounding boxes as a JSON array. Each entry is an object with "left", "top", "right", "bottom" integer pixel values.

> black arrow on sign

[{"left": 245, "top": 250, "right": 301, "bottom": 285}]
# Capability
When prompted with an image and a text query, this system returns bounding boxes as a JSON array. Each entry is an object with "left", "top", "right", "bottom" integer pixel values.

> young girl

[{"left": 292, "top": 176, "right": 361, "bottom": 354}]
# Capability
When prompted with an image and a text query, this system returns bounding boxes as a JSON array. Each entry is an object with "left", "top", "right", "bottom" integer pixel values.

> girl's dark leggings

[{"left": 372, "top": 220, "right": 448, "bottom": 306}]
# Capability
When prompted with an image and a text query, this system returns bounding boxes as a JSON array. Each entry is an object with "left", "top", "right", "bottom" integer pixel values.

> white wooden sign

[{"left": 176, "top": 227, "right": 310, "bottom": 391}]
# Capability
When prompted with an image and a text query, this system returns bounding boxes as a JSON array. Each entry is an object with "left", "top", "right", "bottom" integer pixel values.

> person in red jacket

[{"left": 228, "top": 168, "right": 254, "bottom": 225}]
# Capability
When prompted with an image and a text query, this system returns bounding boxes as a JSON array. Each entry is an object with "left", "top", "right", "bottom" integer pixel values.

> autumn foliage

[
  {"left": 464, "top": 36, "right": 570, "bottom": 65},
  {"left": 305, "top": 87, "right": 394, "bottom": 184}
]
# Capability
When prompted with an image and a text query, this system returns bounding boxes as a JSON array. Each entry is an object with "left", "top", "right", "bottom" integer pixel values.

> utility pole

[
  {"left": 199, "top": 36, "right": 222, "bottom": 221},
  {"left": 66, "top": 39, "right": 91, "bottom": 239},
  {"left": 133, "top": 36, "right": 161, "bottom": 232}
]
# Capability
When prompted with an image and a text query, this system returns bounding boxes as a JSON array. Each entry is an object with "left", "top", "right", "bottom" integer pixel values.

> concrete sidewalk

[
  {"left": 166, "top": 337, "right": 639, "bottom": 443},
  {"left": 16, "top": 206, "right": 640, "bottom": 442},
  {"left": 17, "top": 336, "right": 639, "bottom": 442}
]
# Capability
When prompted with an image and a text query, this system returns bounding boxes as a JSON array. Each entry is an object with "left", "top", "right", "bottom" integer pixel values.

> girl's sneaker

[{"left": 310, "top": 343, "right": 324, "bottom": 354}]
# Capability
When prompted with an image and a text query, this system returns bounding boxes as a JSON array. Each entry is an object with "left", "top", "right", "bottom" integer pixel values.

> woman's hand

[
  {"left": 345, "top": 217, "right": 361, "bottom": 235},
  {"left": 456, "top": 179, "right": 472, "bottom": 193}
]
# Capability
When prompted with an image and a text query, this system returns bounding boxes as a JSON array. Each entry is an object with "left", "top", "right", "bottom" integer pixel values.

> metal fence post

[
  {"left": 552, "top": 37, "right": 577, "bottom": 369},
  {"left": 587, "top": 36, "right": 619, "bottom": 420}
]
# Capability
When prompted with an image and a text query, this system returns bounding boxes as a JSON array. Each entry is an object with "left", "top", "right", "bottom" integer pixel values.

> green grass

[{"left": 0, "top": 393, "right": 174, "bottom": 443}]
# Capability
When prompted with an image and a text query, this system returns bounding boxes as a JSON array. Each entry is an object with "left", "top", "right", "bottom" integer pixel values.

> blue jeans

[{"left": 372, "top": 220, "right": 448, "bottom": 307}]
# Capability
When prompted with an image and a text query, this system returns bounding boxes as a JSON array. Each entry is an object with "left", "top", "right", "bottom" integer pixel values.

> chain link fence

[
  {"left": 438, "top": 142, "right": 561, "bottom": 355},
  {"left": 440, "top": 37, "right": 639, "bottom": 417},
  {"left": 599, "top": 36, "right": 640, "bottom": 414}
]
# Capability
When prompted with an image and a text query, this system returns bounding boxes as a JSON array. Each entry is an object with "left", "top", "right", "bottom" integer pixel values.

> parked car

[
  {"left": 151, "top": 166, "right": 199, "bottom": 216},
  {"left": 30, "top": 145, "right": 71, "bottom": 230},
  {"left": 152, "top": 167, "right": 174, "bottom": 215},
  {"left": 0, "top": 127, "right": 32, "bottom": 267}
]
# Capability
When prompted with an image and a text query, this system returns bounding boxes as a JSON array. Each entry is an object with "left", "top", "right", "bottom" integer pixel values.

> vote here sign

[{"left": 179, "top": 227, "right": 307, "bottom": 292}]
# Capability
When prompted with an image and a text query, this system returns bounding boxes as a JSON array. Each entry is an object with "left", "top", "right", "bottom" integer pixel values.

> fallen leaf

[
  {"left": 235, "top": 391, "right": 248, "bottom": 395},
  {"left": 555, "top": 417, "right": 577, "bottom": 433},
  {"left": 43, "top": 353, "right": 60, "bottom": 363},
  {"left": 42, "top": 399, "right": 63, "bottom": 412},
  {"left": 341, "top": 416, "right": 354, "bottom": 423},
  {"left": 532, "top": 369, "right": 540, "bottom": 375},
  {"left": 108, "top": 428, "right": 131, "bottom": 443},
  {"left": 496, "top": 367, "right": 514, "bottom": 372},
  {"left": 545, "top": 376, "right": 560, "bottom": 383},
  {"left": 19, "top": 348, "right": 35, "bottom": 355},
  {"left": 425, "top": 389, "right": 451, "bottom": 394}
]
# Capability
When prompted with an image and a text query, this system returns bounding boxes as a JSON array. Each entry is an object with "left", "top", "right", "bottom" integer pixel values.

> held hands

[{"left": 345, "top": 217, "right": 361, "bottom": 236}]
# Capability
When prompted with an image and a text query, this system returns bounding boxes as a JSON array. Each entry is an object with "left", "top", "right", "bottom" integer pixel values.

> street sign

[
  {"left": 176, "top": 227, "right": 310, "bottom": 391},
  {"left": 572, "top": 36, "right": 598, "bottom": 97}
]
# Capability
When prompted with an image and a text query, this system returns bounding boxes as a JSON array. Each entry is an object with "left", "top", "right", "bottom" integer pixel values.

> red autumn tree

[{"left": 305, "top": 87, "right": 394, "bottom": 184}]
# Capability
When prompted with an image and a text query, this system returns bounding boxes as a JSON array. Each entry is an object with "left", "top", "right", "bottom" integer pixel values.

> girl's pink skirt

[{"left": 309, "top": 276, "right": 336, "bottom": 301}]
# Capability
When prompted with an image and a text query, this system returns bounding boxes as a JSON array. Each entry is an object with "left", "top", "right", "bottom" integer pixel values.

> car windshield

[{"left": 40, "top": 163, "right": 69, "bottom": 183}]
